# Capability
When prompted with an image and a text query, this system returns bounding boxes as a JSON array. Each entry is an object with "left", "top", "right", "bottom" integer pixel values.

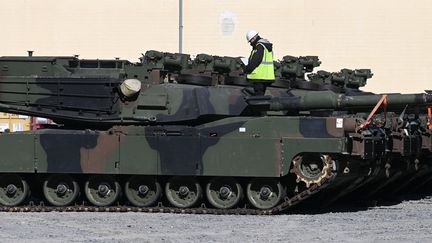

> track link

[{"left": 0, "top": 170, "right": 334, "bottom": 215}]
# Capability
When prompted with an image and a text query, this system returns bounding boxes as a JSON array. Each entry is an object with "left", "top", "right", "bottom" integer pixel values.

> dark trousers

[{"left": 249, "top": 80, "right": 273, "bottom": 96}]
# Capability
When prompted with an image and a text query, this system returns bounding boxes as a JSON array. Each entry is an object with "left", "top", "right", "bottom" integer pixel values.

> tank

[{"left": 0, "top": 51, "right": 430, "bottom": 214}]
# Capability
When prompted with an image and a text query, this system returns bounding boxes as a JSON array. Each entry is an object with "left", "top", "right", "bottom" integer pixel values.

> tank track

[{"left": 0, "top": 171, "right": 334, "bottom": 215}]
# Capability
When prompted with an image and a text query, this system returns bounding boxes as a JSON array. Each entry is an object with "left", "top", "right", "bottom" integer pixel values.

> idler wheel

[
  {"left": 165, "top": 177, "right": 202, "bottom": 208},
  {"left": 43, "top": 174, "right": 80, "bottom": 206},
  {"left": 246, "top": 178, "right": 284, "bottom": 209},
  {"left": 0, "top": 174, "right": 29, "bottom": 206},
  {"left": 205, "top": 177, "right": 243, "bottom": 209},
  {"left": 290, "top": 154, "right": 333, "bottom": 188},
  {"left": 124, "top": 176, "right": 162, "bottom": 207},
  {"left": 84, "top": 175, "right": 121, "bottom": 207}
]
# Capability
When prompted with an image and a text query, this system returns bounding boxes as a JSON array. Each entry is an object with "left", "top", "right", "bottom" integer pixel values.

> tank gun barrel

[
  {"left": 338, "top": 93, "right": 432, "bottom": 109},
  {"left": 247, "top": 91, "right": 432, "bottom": 112}
]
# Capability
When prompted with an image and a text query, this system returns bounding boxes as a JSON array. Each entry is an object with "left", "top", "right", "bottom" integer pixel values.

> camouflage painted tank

[{"left": 0, "top": 51, "right": 430, "bottom": 213}]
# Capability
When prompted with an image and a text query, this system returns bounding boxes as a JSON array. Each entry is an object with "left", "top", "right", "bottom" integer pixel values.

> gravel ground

[{"left": 1, "top": 197, "right": 432, "bottom": 243}]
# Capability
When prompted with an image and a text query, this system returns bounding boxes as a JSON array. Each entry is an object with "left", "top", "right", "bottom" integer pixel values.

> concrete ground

[{"left": 1, "top": 197, "right": 431, "bottom": 242}]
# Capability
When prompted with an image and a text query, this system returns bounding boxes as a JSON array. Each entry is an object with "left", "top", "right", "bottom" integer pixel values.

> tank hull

[{"left": 0, "top": 116, "right": 347, "bottom": 177}]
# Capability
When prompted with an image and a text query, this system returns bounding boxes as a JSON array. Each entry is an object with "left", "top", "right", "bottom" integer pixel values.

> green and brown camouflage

[
  {"left": 0, "top": 51, "right": 431, "bottom": 210},
  {"left": 0, "top": 116, "right": 351, "bottom": 176},
  {"left": 0, "top": 53, "right": 431, "bottom": 126}
]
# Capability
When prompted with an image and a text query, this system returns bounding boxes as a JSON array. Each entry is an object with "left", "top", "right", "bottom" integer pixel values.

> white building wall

[{"left": 0, "top": 0, "right": 431, "bottom": 93}]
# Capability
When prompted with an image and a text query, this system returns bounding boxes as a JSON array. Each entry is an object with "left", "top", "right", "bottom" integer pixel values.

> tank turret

[{"left": 0, "top": 52, "right": 431, "bottom": 127}]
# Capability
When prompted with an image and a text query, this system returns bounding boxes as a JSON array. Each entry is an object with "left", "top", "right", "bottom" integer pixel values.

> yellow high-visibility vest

[{"left": 247, "top": 43, "right": 275, "bottom": 80}]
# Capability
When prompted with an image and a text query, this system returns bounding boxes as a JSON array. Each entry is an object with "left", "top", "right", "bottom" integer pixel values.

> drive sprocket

[{"left": 290, "top": 154, "right": 333, "bottom": 188}]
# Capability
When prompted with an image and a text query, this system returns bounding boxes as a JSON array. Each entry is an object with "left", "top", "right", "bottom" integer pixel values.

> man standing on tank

[{"left": 243, "top": 30, "right": 275, "bottom": 96}]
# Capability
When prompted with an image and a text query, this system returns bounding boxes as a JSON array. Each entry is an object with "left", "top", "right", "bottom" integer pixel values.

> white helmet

[{"left": 246, "top": 30, "right": 259, "bottom": 42}]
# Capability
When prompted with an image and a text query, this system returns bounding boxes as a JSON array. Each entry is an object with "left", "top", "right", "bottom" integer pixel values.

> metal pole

[{"left": 179, "top": 0, "right": 183, "bottom": 53}]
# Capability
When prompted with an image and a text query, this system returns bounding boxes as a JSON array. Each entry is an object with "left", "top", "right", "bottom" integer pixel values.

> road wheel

[
  {"left": 165, "top": 177, "right": 202, "bottom": 208},
  {"left": 0, "top": 174, "right": 29, "bottom": 206},
  {"left": 246, "top": 178, "right": 284, "bottom": 209},
  {"left": 43, "top": 174, "right": 79, "bottom": 206},
  {"left": 125, "top": 176, "right": 161, "bottom": 207},
  {"left": 84, "top": 175, "right": 120, "bottom": 206},
  {"left": 206, "top": 177, "right": 243, "bottom": 209}
]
